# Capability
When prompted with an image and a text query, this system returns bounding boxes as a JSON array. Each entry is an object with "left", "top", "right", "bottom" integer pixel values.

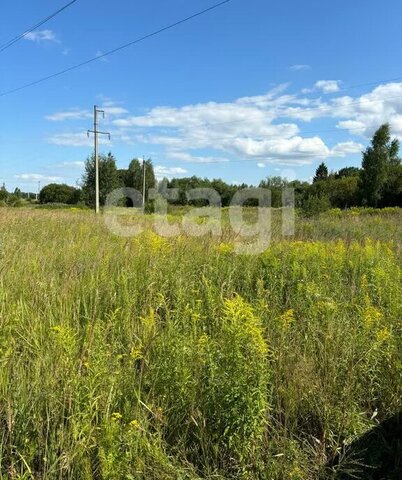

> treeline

[
  {"left": 0, "top": 184, "right": 37, "bottom": 207},
  {"left": 304, "top": 124, "right": 402, "bottom": 213},
  {"left": 81, "top": 154, "right": 156, "bottom": 207},
  {"left": 166, "top": 123, "right": 402, "bottom": 212},
  {"left": 3, "top": 124, "right": 401, "bottom": 212},
  {"left": 78, "top": 123, "right": 402, "bottom": 212}
]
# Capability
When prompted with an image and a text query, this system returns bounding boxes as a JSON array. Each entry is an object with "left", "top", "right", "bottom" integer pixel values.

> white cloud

[
  {"left": 154, "top": 166, "right": 187, "bottom": 179},
  {"left": 331, "top": 141, "right": 364, "bottom": 156},
  {"left": 15, "top": 173, "right": 62, "bottom": 183},
  {"left": 101, "top": 106, "right": 128, "bottom": 116},
  {"left": 46, "top": 109, "right": 92, "bottom": 121},
  {"left": 337, "top": 120, "right": 366, "bottom": 134},
  {"left": 332, "top": 83, "right": 402, "bottom": 139},
  {"left": 24, "top": 29, "right": 58, "bottom": 43},
  {"left": 167, "top": 152, "right": 230, "bottom": 164},
  {"left": 315, "top": 80, "right": 341, "bottom": 93},
  {"left": 290, "top": 64, "right": 311, "bottom": 71},
  {"left": 257, "top": 162, "right": 266, "bottom": 168},
  {"left": 46, "top": 81, "right": 402, "bottom": 168},
  {"left": 230, "top": 136, "right": 330, "bottom": 165},
  {"left": 46, "top": 105, "right": 127, "bottom": 122},
  {"left": 107, "top": 85, "right": 369, "bottom": 166},
  {"left": 54, "top": 161, "right": 85, "bottom": 169}
]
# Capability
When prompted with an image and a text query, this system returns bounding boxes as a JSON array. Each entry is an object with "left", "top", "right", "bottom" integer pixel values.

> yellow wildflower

[
  {"left": 362, "top": 306, "right": 382, "bottom": 329},
  {"left": 280, "top": 309, "right": 295, "bottom": 329},
  {"left": 130, "top": 347, "right": 143, "bottom": 361},
  {"left": 376, "top": 327, "right": 391, "bottom": 343},
  {"left": 129, "top": 419, "right": 141, "bottom": 429},
  {"left": 111, "top": 412, "right": 122, "bottom": 421},
  {"left": 216, "top": 242, "right": 234, "bottom": 254}
]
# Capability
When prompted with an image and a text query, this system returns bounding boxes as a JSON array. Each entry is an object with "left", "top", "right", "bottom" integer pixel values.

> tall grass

[{"left": 0, "top": 208, "right": 400, "bottom": 479}]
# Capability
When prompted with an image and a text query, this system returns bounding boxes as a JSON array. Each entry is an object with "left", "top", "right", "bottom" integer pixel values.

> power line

[
  {"left": 0, "top": 0, "right": 233, "bottom": 97},
  {"left": 0, "top": 0, "right": 79, "bottom": 53},
  {"left": 315, "top": 76, "right": 402, "bottom": 95}
]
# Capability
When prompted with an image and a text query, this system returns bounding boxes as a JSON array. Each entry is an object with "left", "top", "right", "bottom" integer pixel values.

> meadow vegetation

[{"left": 0, "top": 207, "right": 401, "bottom": 479}]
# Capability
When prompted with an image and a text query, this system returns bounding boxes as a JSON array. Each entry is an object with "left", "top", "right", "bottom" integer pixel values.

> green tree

[
  {"left": 124, "top": 158, "right": 156, "bottom": 200},
  {"left": 158, "top": 177, "right": 169, "bottom": 195},
  {"left": 0, "top": 184, "right": 8, "bottom": 202},
  {"left": 82, "top": 152, "right": 119, "bottom": 207},
  {"left": 302, "top": 194, "right": 331, "bottom": 216},
  {"left": 116, "top": 169, "right": 128, "bottom": 187},
  {"left": 39, "top": 183, "right": 80, "bottom": 204},
  {"left": 313, "top": 162, "right": 329, "bottom": 183},
  {"left": 288, "top": 180, "right": 310, "bottom": 208},
  {"left": 144, "top": 159, "right": 156, "bottom": 199},
  {"left": 211, "top": 178, "right": 237, "bottom": 206},
  {"left": 359, "top": 124, "right": 400, "bottom": 207},
  {"left": 335, "top": 166, "right": 360, "bottom": 179},
  {"left": 328, "top": 176, "right": 359, "bottom": 208},
  {"left": 381, "top": 163, "right": 402, "bottom": 207},
  {"left": 307, "top": 175, "right": 359, "bottom": 209},
  {"left": 259, "top": 176, "right": 289, "bottom": 207},
  {"left": 125, "top": 159, "right": 143, "bottom": 191}
]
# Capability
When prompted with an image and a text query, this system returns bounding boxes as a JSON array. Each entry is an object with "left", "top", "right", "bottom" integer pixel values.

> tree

[
  {"left": 381, "top": 163, "right": 402, "bottom": 207},
  {"left": 81, "top": 152, "right": 119, "bottom": 207},
  {"left": 313, "top": 162, "right": 328, "bottom": 183},
  {"left": 287, "top": 180, "right": 310, "bottom": 208},
  {"left": 211, "top": 178, "right": 237, "bottom": 207},
  {"left": 144, "top": 159, "right": 156, "bottom": 199},
  {"left": 335, "top": 166, "right": 360, "bottom": 179},
  {"left": 39, "top": 183, "right": 80, "bottom": 204},
  {"left": 124, "top": 158, "right": 155, "bottom": 200},
  {"left": 328, "top": 176, "right": 359, "bottom": 208},
  {"left": 359, "top": 124, "right": 400, "bottom": 207},
  {"left": 259, "top": 176, "right": 289, "bottom": 207},
  {"left": 158, "top": 177, "right": 169, "bottom": 195},
  {"left": 125, "top": 159, "right": 143, "bottom": 191},
  {"left": 301, "top": 194, "right": 331, "bottom": 216},
  {"left": 116, "top": 169, "right": 128, "bottom": 187},
  {"left": 0, "top": 184, "right": 8, "bottom": 202}
]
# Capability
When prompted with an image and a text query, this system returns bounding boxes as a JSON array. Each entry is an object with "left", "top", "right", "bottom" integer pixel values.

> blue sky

[{"left": 1, "top": 0, "right": 402, "bottom": 191}]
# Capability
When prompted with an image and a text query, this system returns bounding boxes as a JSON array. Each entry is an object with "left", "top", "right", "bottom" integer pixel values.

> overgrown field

[{"left": 0, "top": 208, "right": 401, "bottom": 479}]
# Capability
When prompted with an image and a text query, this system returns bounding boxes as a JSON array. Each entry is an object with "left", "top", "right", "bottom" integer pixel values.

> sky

[{"left": 1, "top": 0, "right": 402, "bottom": 192}]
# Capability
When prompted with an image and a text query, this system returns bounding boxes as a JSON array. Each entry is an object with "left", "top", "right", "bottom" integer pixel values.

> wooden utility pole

[{"left": 87, "top": 106, "right": 110, "bottom": 213}]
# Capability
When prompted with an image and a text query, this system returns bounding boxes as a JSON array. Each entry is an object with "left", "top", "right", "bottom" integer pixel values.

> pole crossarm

[{"left": 87, "top": 130, "right": 111, "bottom": 139}]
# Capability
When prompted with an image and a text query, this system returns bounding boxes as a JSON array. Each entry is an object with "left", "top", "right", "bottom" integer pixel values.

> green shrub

[{"left": 302, "top": 195, "right": 331, "bottom": 217}]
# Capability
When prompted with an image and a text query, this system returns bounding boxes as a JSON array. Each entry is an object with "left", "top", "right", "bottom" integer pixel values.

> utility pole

[
  {"left": 87, "top": 105, "right": 110, "bottom": 214},
  {"left": 142, "top": 156, "right": 146, "bottom": 209}
]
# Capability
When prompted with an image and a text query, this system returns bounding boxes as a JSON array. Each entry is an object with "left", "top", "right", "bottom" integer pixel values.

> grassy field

[{"left": 0, "top": 207, "right": 401, "bottom": 479}]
